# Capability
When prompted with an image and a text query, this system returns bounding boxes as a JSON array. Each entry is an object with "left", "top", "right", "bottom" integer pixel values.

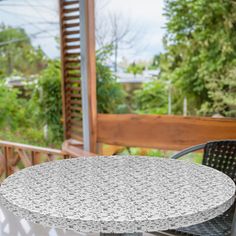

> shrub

[
  {"left": 133, "top": 80, "right": 168, "bottom": 114},
  {"left": 96, "top": 46, "right": 127, "bottom": 113}
]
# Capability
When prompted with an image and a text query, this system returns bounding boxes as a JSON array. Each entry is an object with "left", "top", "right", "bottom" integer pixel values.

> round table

[{"left": 0, "top": 156, "right": 235, "bottom": 235}]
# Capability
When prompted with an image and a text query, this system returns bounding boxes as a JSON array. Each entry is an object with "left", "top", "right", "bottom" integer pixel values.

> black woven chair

[{"left": 161, "top": 140, "right": 236, "bottom": 236}]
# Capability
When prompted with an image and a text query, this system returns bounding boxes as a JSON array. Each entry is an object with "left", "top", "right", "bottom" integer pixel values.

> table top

[{"left": 0, "top": 156, "right": 235, "bottom": 233}]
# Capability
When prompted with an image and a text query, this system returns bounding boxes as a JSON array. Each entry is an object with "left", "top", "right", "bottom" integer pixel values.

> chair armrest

[{"left": 171, "top": 143, "right": 206, "bottom": 159}]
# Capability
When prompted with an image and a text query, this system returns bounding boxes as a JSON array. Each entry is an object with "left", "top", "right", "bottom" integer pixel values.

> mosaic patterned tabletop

[{"left": 0, "top": 156, "right": 235, "bottom": 233}]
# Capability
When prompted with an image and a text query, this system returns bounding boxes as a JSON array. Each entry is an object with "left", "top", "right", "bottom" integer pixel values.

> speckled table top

[{"left": 0, "top": 156, "right": 235, "bottom": 233}]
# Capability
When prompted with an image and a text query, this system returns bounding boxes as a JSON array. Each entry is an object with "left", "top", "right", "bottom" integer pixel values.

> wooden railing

[
  {"left": 1, "top": 114, "right": 235, "bottom": 180},
  {"left": 0, "top": 141, "right": 68, "bottom": 180},
  {"left": 97, "top": 114, "right": 236, "bottom": 151},
  {"left": 0, "top": 139, "right": 95, "bottom": 181}
]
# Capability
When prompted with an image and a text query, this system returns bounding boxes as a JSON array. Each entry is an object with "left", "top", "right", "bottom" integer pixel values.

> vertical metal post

[
  {"left": 183, "top": 96, "right": 188, "bottom": 116},
  {"left": 80, "top": 0, "right": 97, "bottom": 152},
  {"left": 80, "top": 0, "right": 90, "bottom": 151}
]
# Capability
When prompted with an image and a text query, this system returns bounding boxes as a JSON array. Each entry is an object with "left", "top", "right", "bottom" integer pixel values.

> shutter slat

[
  {"left": 64, "top": 23, "right": 80, "bottom": 28},
  {"left": 66, "top": 73, "right": 81, "bottom": 77},
  {"left": 63, "top": 15, "right": 79, "bottom": 21},
  {"left": 65, "top": 45, "right": 80, "bottom": 51},
  {"left": 65, "top": 58, "right": 80, "bottom": 64},
  {"left": 65, "top": 66, "right": 80, "bottom": 70},
  {"left": 65, "top": 37, "right": 80, "bottom": 43},
  {"left": 63, "top": 8, "right": 80, "bottom": 14},
  {"left": 63, "top": 30, "right": 80, "bottom": 36},
  {"left": 62, "top": 1, "right": 79, "bottom": 7}
]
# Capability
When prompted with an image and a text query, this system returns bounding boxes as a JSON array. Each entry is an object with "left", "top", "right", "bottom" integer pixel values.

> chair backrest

[{"left": 203, "top": 140, "right": 236, "bottom": 184}]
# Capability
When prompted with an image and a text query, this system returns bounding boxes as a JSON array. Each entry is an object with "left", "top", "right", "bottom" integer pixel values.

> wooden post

[
  {"left": 32, "top": 151, "right": 41, "bottom": 165},
  {"left": 80, "top": 0, "right": 97, "bottom": 152},
  {"left": 4, "top": 146, "right": 14, "bottom": 177}
]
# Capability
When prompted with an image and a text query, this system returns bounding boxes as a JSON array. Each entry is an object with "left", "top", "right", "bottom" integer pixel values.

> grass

[{"left": 117, "top": 147, "right": 203, "bottom": 164}]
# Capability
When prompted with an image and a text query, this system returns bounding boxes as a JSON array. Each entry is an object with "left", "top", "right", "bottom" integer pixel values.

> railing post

[
  {"left": 4, "top": 146, "right": 14, "bottom": 177},
  {"left": 31, "top": 151, "right": 35, "bottom": 166},
  {"left": 31, "top": 151, "right": 41, "bottom": 165}
]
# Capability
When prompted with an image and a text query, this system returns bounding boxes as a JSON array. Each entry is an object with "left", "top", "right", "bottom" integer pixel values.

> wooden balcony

[
  {"left": 0, "top": 113, "right": 235, "bottom": 181},
  {"left": 0, "top": 0, "right": 235, "bottom": 183},
  {"left": 0, "top": 1, "right": 235, "bottom": 235}
]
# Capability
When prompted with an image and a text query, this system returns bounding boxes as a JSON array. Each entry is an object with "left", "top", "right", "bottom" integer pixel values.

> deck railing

[
  {"left": 0, "top": 141, "right": 68, "bottom": 180},
  {"left": 97, "top": 114, "right": 236, "bottom": 151},
  {"left": 0, "top": 139, "right": 95, "bottom": 181}
]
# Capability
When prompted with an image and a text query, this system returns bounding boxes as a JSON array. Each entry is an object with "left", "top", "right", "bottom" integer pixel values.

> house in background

[{"left": 116, "top": 69, "right": 159, "bottom": 93}]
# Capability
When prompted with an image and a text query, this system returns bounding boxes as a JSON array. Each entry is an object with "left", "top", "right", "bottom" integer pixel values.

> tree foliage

[
  {"left": 161, "top": 0, "right": 236, "bottom": 117},
  {"left": 0, "top": 83, "right": 48, "bottom": 146},
  {"left": 149, "top": 55, "right": 161, "bottom": 70},
  {"left": 32, "top": 60, "right": 63, "bottom": 143},
  {"left": 0, "top": 25, "right": 47, "bottom": 77},
  {"left": 96, "top": 46, "right": 127, "bottom": 113},
  {"left": 127, "top": 62, "right": 145, "bottom": 76},
  {"left": 134, "top": 80, "right": 168, "bottom": 114},
  {"left": 0, "top": 84, "right": 25, "bottom": 129}
]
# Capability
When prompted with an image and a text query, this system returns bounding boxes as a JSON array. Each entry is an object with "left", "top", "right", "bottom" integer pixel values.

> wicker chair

[{"left": 162, "top": 140, "right": 236, "bottom": 236}]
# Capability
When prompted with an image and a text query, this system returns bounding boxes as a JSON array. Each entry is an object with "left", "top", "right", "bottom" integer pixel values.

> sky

[
  {"left": 102, "top": 0, "right": 166, "bottom": 62},
  {"left": 0, "top": 0, "right": 60, "bottom": 57},
  {"left": 0, "top": 0, "right": 166, "bottom": 62}
]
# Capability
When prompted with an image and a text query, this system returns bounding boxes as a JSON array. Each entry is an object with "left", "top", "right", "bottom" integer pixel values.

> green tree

[
  {"left": 96, "top": 46, "right": 127, "bottom": 113},
  {"left": 134, "top": 80, "right": 168, "bottom": 114},
  {"left": 0, "top": 25, "right": 47, "bottom": 77},
  {"left": 32, "top": 60, "right": 63, "bottom": 144},
  {"left": 0, "top": 84, "right": 25, "bottom": 129},
  {"left": 161, "top": 0, "right": 236, "bottom": 117},
  {"left": 127, "top": 62, "right": 145, "bottom": 76},
  {"left": 149, "top": 55, "right": 161, "bottom": 70},
  {"left": 0, "top": 83, "right": 47, "bottom": 146}
]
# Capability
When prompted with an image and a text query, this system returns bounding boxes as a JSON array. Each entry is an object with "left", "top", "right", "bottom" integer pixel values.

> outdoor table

[{"left": 0, "top": 156, "right": 235, "bottom": 236}]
